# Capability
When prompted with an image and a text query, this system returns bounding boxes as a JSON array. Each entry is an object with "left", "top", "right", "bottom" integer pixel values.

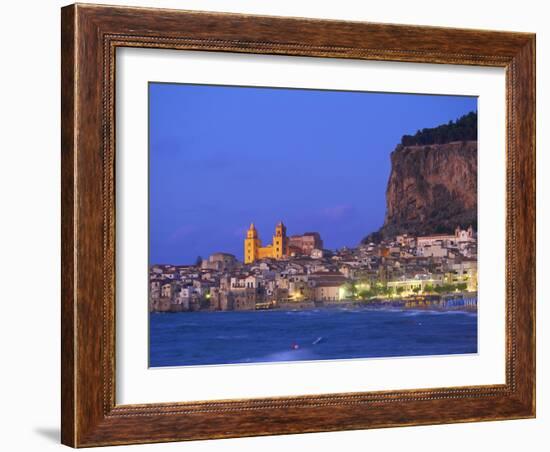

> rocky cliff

[{"left": 365, "top": 140, "right": 477, "bottom": 242}]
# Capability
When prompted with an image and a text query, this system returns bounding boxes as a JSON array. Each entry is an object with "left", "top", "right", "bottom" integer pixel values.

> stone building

[
  {"left": 244, "top": 222, "right": 289, "bottom": 264},
  {"left": 314, "top": 282, "right": 341, "bottom": 301},
  {"left": 416, "top": 225, "right": 475, "bottom": 249},
  {"left": 244, "top": 222, "right": 324, "bottom": 264},
  {"left": 201, "top": 252, "right": 238, "bottom": 271},
  {"left": 288, "top": 232, "right": 323, "bottom": 256}
]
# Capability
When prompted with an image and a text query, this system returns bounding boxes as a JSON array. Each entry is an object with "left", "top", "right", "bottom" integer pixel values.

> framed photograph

[{"left": 61, "top": 3, "right": 536, "bottom": 447}]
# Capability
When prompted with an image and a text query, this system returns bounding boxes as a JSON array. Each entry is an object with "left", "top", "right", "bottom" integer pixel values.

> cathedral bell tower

[
  {"left": 244, "top": 223, "right": 260, "bottom": 264},
  {"left": 273, "top": 221, "right": 288, "bottom": 259}
]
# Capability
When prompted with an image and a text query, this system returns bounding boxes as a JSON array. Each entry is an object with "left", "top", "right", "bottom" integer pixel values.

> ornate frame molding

[{"left": 62, "top": 4, "right": 535, "bottom": 447}]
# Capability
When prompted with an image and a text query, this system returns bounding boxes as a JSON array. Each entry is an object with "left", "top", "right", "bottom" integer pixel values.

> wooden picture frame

[{"left": 61, "top": 3, "right": 535, "bottom": 447}]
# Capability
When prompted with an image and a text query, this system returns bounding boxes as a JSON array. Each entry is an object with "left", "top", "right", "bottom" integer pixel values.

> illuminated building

[{"left": 244, "top": 222, "right": 289, "bottom": 264}]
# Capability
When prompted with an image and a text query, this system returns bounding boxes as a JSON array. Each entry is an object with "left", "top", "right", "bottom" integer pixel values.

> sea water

[{"left": 149, "top": 308, "right": 477, "bottom": 367}]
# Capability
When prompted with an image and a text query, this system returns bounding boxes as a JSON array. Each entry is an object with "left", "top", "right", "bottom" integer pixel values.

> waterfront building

[
  {"left": 231, "top": 288, "right": 259, "bottom": 310},
  {"left": 289, "top": 280, "right": 314, "bottom": 301},
  {"left": 173, "top": 287, "right": 191, "bottom": 311},
  {"left": 387, "top": 276, "right": 444, "bottom": 295},
  {"left": 161, "top": 281, "right": 174, "bottom": 298},
  {"left": 150, "top": 280, "right": 161, "bottom": 300},
  {"left": 314, "top": 282, "right": 342, "bottom": 301},
  {"left": 448, "top": 258, "right": 478, "bottom": 291}
]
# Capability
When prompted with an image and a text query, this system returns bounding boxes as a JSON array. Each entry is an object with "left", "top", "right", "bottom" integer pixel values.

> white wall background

[{"left": 0, "top": 1, "right": 546, "bottom": 451}]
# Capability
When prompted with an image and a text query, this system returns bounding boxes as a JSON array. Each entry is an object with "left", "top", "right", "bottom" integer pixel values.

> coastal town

[{"left": 149, "top": 221, "right": 478, "bottom": 313}]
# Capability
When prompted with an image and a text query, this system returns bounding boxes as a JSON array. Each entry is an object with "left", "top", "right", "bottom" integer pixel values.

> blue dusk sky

[{"left": 149, "top": 83, "right": 477, "bottom": 265}]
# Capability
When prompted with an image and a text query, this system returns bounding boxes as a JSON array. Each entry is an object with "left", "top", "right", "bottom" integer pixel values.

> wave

[
  {"left": 402, "top": 309, "right": 477, "bottom": 317},
  {"left": 253, "top": 348, "right": 318, "bottom": 363},
  {"left": 214, "top": 334, "right": 249, "bottom": 340},
  {"left": 284, "top": 310, "right": 319, "bottom": 316}
]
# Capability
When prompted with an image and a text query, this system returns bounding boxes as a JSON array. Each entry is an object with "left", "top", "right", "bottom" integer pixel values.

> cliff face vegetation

[
  {"left": 401, "top": 111, "right": 477, "bottom": 146},
  {"left": 364, "top": 112, "right": 478, "bottom": 242}
]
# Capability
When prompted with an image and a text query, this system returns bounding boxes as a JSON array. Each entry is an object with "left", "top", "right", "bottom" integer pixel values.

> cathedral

[{"left": 244, "top": 222, "right": 289, "bottom": 264}]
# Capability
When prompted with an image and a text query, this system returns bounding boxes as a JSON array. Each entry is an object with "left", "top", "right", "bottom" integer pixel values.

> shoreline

[{"left": 151, "top": 292, "right": 478, "bottom": 314}]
